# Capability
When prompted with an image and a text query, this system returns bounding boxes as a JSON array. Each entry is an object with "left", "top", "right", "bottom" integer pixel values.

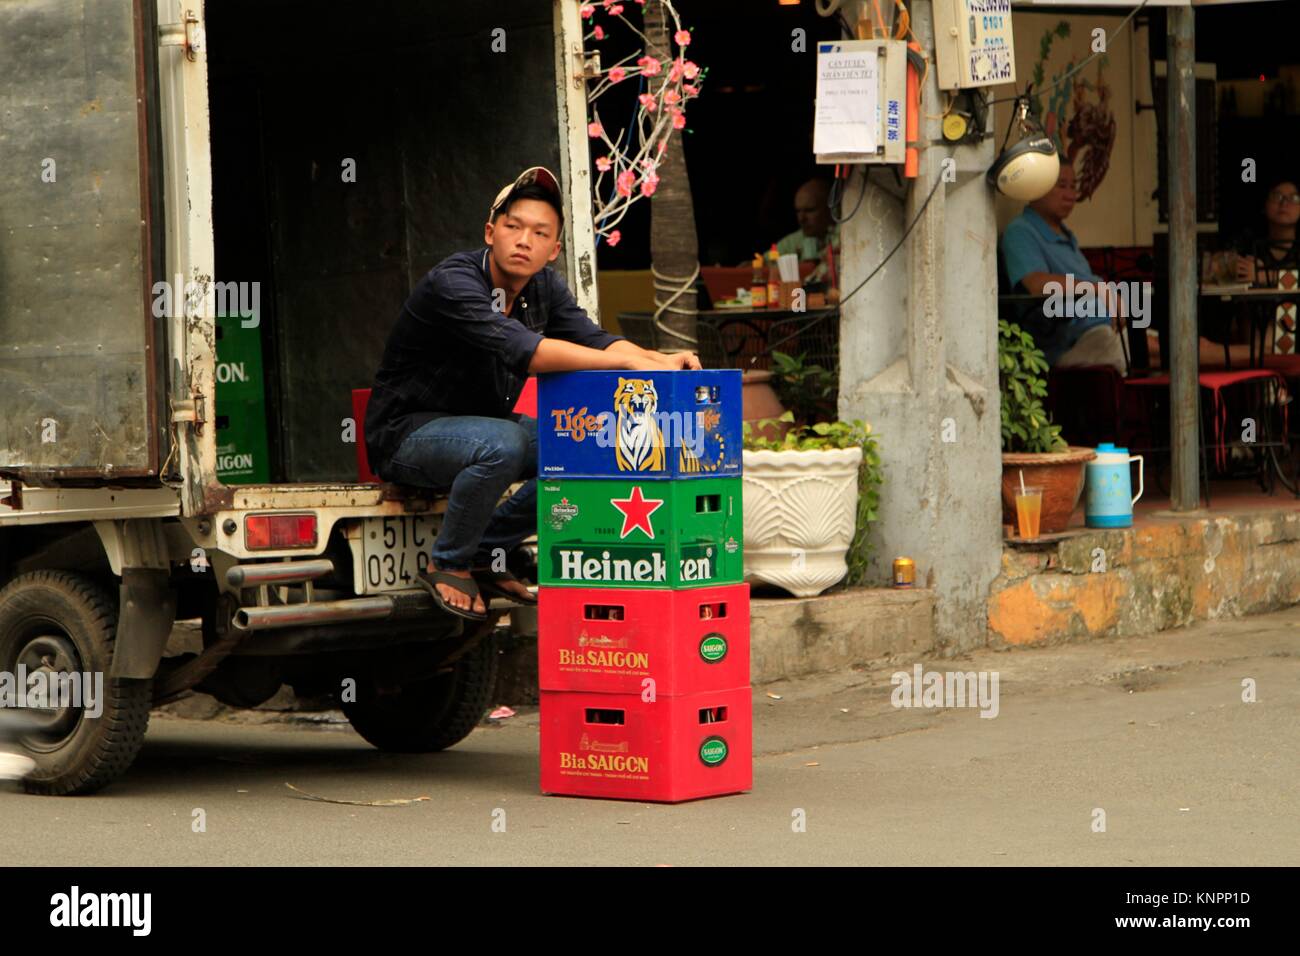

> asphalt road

[{"left": 4, "top": 609, "right": 1298, "bottom": 866}]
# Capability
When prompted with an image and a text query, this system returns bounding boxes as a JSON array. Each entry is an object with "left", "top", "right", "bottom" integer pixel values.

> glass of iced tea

[{"left": 1015, "top": 486, "right": 1043, "bottom": 540}]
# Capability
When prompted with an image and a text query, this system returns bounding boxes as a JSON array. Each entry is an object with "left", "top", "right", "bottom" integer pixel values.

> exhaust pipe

[
  {"left": 233, "top": 596, "right": 395, "bottom": 632},
  {"left": 226, "top": 559, "right": 335, "bottom": 588}
]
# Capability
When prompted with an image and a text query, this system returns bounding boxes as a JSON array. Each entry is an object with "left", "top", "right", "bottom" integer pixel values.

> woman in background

[{"left": 1235, "top": 179, "right": 1299, "bottom": 355}]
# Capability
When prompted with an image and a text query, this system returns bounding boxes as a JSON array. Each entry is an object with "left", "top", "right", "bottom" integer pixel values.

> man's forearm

[
  {"left": 529, "top": 337, "right": 678, "bottom": 374},
  {"left": 528, "top": 338, "right": 631, "bottom": 374},
  {"left": 606, "top": 337, "right": 701, "bottom": 370},
  {"left": 606, "top": 339, "right": 660, "bottom": 362},
  {"left": 527, "top": 336, "right": 699, "bottom": 374}
]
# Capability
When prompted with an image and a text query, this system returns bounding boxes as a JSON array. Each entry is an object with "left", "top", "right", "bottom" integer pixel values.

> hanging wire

[
  {"left": 986, "top": 0, "right": 1153, "bottom": 108},
  {"left": 829, "top": 165, "right": 869, "bottom": 225},
  {"left": 755, "top": 158, "right": 949, "bottom": 361}
]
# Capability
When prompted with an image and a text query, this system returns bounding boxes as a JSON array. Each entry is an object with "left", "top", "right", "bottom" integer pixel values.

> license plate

[{"left": 360, "top": 515, "right": 439, "bottom": 593}]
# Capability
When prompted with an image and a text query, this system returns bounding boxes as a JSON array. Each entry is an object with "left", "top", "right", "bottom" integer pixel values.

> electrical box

[
  {"left": 813, "top": 39, "right": 907, "bottom": 166},
  {"left": 934, "top": 0, "right": 1016, "bottom": 91}
]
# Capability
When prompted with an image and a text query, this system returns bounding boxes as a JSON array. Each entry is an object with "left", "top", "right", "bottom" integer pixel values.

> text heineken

[{"left": 555, "top": 548, "right": 714, "bottom": 583}]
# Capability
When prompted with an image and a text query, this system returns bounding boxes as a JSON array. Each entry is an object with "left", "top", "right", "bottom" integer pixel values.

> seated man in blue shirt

[
  {"left": 1001, "top": 165, "right": 1131, "bottom": 371},
  {"left": 1003, "top": 165, "right": 1247, "bottom": 371},
  {"left": 366, "top": 167, "right": 698, "bottom": 620}
]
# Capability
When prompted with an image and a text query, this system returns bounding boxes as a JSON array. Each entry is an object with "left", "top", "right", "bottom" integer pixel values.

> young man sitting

[{"left": 365, "top": 167, "right": 700, "bottom": 620}]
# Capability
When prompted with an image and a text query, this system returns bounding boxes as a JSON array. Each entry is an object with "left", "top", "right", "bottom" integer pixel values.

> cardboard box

[
  {"left": 537, "top": 369, "right": 742, "bottom": 480},
  {"left": 538, "top": 583, "right": 750, "bottom": 695},
  {"left": 540, "top": 686, "right": 752, "bottom": 802},
  {"left": 536, "top": 478, "right": 743, "bottom": 589}
]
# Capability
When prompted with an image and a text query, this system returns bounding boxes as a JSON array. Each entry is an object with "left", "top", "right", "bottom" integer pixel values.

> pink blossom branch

[{"left": 583, "top": 0, "right": 702, "bottom": 239}]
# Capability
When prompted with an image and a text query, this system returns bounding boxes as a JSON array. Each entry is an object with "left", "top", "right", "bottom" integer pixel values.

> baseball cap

[{"left": 488, "top": 166, "right": 562, "bottom": 221}]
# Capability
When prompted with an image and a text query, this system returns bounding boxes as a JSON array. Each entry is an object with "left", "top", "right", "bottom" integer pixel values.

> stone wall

[{"left": 987, "top": 510, "right": 1300, "bottom": 645}]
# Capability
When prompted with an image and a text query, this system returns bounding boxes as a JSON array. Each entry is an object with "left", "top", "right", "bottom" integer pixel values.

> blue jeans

[{"left": 384, "top": 415, "right": 537, "bottom": 571}]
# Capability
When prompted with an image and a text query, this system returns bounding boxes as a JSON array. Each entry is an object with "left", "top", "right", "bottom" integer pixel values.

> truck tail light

[{"left": 245, "top": 513, "right": 317, "bottom": 550}]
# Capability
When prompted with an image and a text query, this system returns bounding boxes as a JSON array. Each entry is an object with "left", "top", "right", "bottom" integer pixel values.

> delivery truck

[{"left": 0, "top": 0, "right": 597, "bottom": 793}]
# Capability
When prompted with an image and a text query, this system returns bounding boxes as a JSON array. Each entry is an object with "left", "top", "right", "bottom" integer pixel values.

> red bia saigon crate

[
  {"left": 538, "top": 583, "right": 750, "bottom": 696},
  {"left": 539, "top": 686, "right": 752, "bottom": 802}
]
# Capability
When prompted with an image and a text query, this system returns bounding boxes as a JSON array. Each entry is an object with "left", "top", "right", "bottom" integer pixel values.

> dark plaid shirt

[{"left": 365, "top": 247, "right": 621, "bottom": 477}]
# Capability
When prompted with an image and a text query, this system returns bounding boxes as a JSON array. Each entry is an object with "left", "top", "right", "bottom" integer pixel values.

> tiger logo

[
  {"left": 614, "top": 378, "right": 666, "bottom": 472},
  {"left": 612, "top": 376, "right": 717, "bottom": 473}
]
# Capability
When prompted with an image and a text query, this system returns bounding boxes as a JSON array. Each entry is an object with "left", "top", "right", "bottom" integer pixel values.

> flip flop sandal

[
  {"left": 416, "top": 568, "right": 487, "bottom": 621},
  {"left": 472, "top": 569, "right": 539, "bottom": 606}
]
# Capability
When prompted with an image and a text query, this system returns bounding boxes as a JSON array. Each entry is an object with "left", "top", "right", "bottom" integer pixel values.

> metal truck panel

[{"left": 0, "top": 0, "right": 161, "bottom": 478}]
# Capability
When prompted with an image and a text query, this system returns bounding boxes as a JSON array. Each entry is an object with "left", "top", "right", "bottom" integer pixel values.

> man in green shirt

[{"left": 776, "top": 178, "right": 839, "bottom": 284}]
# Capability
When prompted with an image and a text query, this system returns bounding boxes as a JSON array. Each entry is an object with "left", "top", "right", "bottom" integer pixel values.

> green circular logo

[
  {"left": 699, "top": 736, "right": 728, "bottom": 766},
  {"left": 699, "top": 633, "right": 728, "bottom": 663}
]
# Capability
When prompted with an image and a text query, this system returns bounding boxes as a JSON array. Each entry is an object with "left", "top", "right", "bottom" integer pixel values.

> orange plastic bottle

[
  {"left": 767, "top": 244, "right": 781, "bottom": 309},
  {"left": 750, "top": 253, "right": 767, "bottom": 308}
]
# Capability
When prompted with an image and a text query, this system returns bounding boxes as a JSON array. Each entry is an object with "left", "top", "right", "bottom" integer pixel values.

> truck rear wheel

[
  {"left": 0, "top": 571, "right": 150, "bottom": 795},
  {"left": 342, "top": 635, "right": 498, "bottom": 753}
]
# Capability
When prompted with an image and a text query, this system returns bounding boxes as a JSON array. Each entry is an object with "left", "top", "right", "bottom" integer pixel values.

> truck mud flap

[{"left": 113, "top": 568, "right": 177, "bottom": 679}]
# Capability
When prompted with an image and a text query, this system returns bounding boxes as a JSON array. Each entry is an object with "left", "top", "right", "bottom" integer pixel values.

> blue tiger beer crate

[{"left": 538, "top": 370, "right": 742, "bottom": 480}]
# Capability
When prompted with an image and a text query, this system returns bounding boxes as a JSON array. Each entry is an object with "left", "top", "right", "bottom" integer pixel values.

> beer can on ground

[{"left": 892, "top": 557, "right": 915, "bottom": 588}]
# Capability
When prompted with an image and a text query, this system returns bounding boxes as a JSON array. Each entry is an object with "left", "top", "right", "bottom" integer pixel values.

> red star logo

[{"left": 610, "top": 486, "right": 664, "bottom": 539}]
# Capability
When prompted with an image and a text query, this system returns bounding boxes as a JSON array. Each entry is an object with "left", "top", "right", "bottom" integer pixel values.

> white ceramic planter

[{"left": 742, "top": 446, "right": 863, "bottom": 597}]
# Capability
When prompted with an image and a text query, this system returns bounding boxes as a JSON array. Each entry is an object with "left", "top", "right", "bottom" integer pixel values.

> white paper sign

[{"left": 813, "top": 49, "right": 878, "bottom": 156}]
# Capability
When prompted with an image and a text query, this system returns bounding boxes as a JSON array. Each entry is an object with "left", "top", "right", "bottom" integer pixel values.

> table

[
  {"left": 702, "top": 307, "right": 839, "bottom": 372},
  {"left": 1199, "top": 286, "right": 1298, "bottom": 369},
  {"left": 616, "top": 306, "right": 841, "bottom": 372},
  {"left": 1196, "top": 288, "right": 1300, "bottom": 493}
]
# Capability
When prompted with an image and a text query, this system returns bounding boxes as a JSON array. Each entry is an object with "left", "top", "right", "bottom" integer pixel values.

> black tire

[
  {"left": 0, "top": 571, "right": 150, "bottom": 795},
  {"left": 342, "top": 635, "right": 498, "bottom": 753}
]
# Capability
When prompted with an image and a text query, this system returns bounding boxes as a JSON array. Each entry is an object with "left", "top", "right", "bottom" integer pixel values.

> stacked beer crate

[{"left": 535, "top": 370, "right": 751, "bottom": 802}]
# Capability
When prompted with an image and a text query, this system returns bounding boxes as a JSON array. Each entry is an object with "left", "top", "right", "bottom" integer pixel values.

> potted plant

[
  {"left": 769, "top": 350, "right": 837, "bottom": 425},
  {"left": 743, "top": 350, "right": 836, "bottom": 443},
  {"left": 741, "top": 370, "right": 789, "bottom": 443},
  {"left": 741, "top": 413, "right": 882, "bottom": 597},
  {"left": 999, "top": 319, "right": 1095, "bottom": 533}
]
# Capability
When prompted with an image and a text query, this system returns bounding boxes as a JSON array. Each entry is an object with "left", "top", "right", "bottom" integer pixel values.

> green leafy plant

[
  {"left": 769, "top": 350, "right": 836, "bottom": 426},
  {"left": 999, "top": 319, "right": 1066, "bottom": 453},
  {"left": 743, "top": 412, "right": 883, "bottom": 586}
]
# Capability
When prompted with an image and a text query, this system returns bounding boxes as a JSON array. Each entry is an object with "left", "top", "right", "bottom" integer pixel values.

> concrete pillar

[{"left": 837, "top": 0, "right": 1002, "bottom": 651}]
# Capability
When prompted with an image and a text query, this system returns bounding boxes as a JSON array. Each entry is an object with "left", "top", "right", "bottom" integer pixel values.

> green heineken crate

[
  {"left": 215, "top": 396, "right": 271, "bottom": 484},
  {"left": 214, "top": 312, "right": 265, "bottom": 402},
  {"left": 537, "top": 478, "right": 743, "bottom": 589},
  {"left": 214, "top": 311, "right": 270, "bottom": 485}
]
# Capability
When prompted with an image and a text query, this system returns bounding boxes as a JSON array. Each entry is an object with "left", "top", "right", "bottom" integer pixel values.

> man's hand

[
  {"left": 606, "top": 339, "right": 702, "bottom": 371},
  {"left": 624, "top": 354, "right": 673, "bottom": 372},
  {"left": 1087, "top": 281, "right": 1125, "bottom": 332},
  {"left": 658, "top": 351, "right": 702, "bottom": 370}
]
